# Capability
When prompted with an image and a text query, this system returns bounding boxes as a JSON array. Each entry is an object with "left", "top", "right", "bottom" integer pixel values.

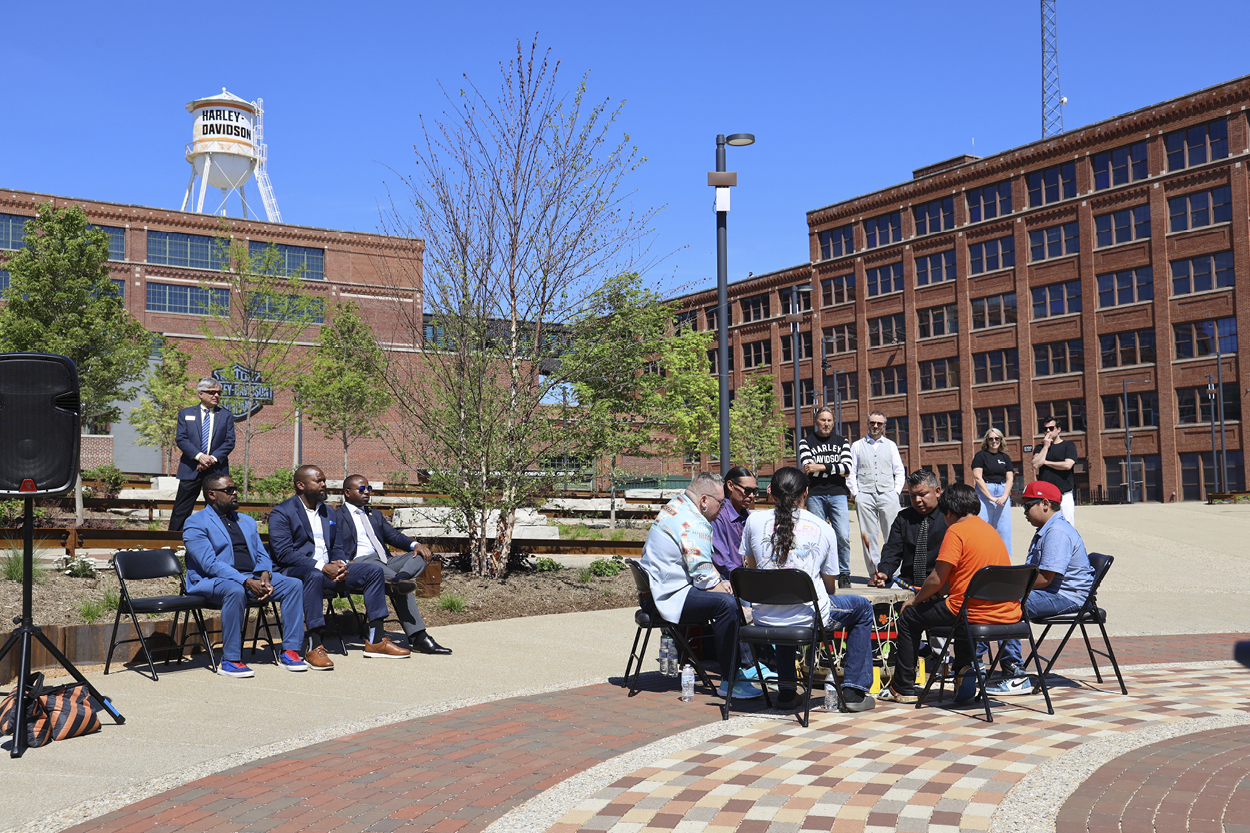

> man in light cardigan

[{"left": 848, "top": 410, "right": 906, "bottom": 576}]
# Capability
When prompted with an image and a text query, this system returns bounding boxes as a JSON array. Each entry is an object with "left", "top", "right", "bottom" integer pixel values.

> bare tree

[{"left": 380, "top": 39, "right": 656, "bottom": 578}]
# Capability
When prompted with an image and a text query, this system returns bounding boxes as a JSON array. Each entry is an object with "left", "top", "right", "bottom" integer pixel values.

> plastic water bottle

[
  {"left": 659, "top": 635, "right": 673, "bottom": 676},
  {"left": 824, "top": 668, "right": 840, "bottom": 711},
  {"left": 680, "top": 663, "right": 695, "bottom": 701}
]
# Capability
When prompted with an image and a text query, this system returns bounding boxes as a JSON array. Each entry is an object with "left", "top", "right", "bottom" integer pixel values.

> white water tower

[{"left": 181, "top": 88, "right": 281, "bottom": 222}]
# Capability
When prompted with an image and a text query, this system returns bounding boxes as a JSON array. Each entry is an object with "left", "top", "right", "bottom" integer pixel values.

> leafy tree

[
  {"left": 200, "top": 237, "right": 323, "bottom": 499},
  {"left": 379, "top": 39, "right": 656, "bottom": 578},
  {"left": 128, "top": 340, "right": 197, "bottom": 475},
  {"left": 0, "top": 203, "right": 151, "bottom": 522},
  {"left": 730, "top": 373, "right": 787, "bottom": 472},
  {"left": 656, "top": 327, "right": 719, "bottom": 477},
  {"left": 294, "top": 302, "right": 392, "bottom": 479}
]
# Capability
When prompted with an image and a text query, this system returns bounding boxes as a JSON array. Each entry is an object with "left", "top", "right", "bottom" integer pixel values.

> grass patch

[
  {"left": 79, "top": 599, "right": 107, "bottom": 624},
  {"left": 101, "top": 586, "right": 120, "bottom": 612},
  {"left": 609, "top": 529, "right": 625, "bottom": 541},
  {"left": 577, "top": 567, "right": 593, "bottom": 584},
  {"left": 437, "top": 593, "right": 466, "bottom": 612},
  {"left": 331, "top": 593, "right": 366, "bottom": 611},
  {"left": 1, "top": 549, "right": 46, "bottom": 584}
]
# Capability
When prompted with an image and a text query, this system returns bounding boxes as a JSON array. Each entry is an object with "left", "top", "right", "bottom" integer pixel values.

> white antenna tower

[
  {"left": 1041, "top": 0, "right": 1065, "bottom": 138},
  {"left": 181, "top": 89, "right": 281, "bottom": 223}
]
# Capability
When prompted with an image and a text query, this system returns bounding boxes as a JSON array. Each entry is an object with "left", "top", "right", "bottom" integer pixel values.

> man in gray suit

[{"left": 334, "top": 474, "right": 451, "bottom": 655}]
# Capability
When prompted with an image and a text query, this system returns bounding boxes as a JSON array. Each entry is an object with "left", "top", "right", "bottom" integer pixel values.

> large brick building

[
  {"left": 0, "top": 189, "right": 424, "bottom": 480},
  {"left": 676, "top": 74, "right": 1250, "bottom": 502}
]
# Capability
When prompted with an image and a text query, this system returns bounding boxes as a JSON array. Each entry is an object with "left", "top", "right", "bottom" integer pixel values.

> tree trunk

[
  {"left": 342, "top": 430, "right": 349, "bottom": 480},
  {"left": 493, "top": 507, "right": 515, "bottom": 579},
  {"left": 74, "top": 470, "right": 84, "bottom": 527}
]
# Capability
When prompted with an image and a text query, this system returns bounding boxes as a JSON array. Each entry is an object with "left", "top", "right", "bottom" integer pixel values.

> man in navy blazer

[
  {"left": 183, "top": 473, "right": 308, "bottom": 677},
  {"left": 169, "top": 379, "right": 236, "bottom": 532},
  {"left": 269, "top": 465, "right": 406, "bottom": 669},
  {"left": 335, "top": 474, "right": 451, "bottom": 655}
]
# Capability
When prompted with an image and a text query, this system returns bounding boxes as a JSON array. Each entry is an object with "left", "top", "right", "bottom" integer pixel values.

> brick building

[
  {"left": 676, "top": 74, "right": 1250, "bottom": 502},
  {"left": 0, "top": 189, "right": 424, "bottom": 481}
]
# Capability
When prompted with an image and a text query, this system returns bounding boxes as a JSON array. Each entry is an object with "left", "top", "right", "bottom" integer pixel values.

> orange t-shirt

[{"left": 936, "top": 515, "right": 1020, "bottom": 623}]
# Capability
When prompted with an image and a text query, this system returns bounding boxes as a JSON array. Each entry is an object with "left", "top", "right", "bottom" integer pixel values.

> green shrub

[
  {"left": 101, "top": 586, "right": 120, "bottom": 612},
  {"left": 609, "top": 530, "right": 625, "bottom": 541},
  {"left": 0, "top": 501, "right": 50, "bottom": 527},
  {"left": 79, "top": 599, "right": 106, "bottom": 624},
  {"left": 588, "top": 555, "right": 626, "bottom": 577},
  {"left": 534, "top": 557, "right": 564, "bottom": 572},
  {"left": 1, "top": 549, "right": 45, "bottom": 583},
  {"left": 437, "top": 593, "right": 466, "bottom": 612},
  {"left": 83, "top": 464, "right": 126, "bottom": 498},
  {"left": 250, "top": 468, "right": 294, "bottom": 500}
]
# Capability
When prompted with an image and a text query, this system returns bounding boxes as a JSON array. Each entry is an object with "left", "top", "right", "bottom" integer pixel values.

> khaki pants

[{"left": 856, "top": 490, "right": 900, "bottom": 575}]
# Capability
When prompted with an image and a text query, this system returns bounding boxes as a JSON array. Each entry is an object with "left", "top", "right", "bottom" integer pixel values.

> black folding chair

[
  {"left": 323, "top": 587, "right": 366, "bottom": 655},
  {"left": 199, "top": 592, "right": 285, "bottom": 663},
  {"left": 917, "top": 564, "right": 1054, "bottom": 722},
  {"left": 623, "top": 560, "right": 717, "bottom": 696},
  {"left": 727, "top": 567, "right": 842, "bottom": 727},
  {"left": 105, "top": 549, "right": 216, "bottom": 681},
  {"left": 1022, "top": 553, "right": 1126, "bottom": 694}
]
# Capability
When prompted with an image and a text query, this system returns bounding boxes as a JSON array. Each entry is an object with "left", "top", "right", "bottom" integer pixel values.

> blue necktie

[{"left": 202, "top": 409, "right": 211, "bottom": 455}]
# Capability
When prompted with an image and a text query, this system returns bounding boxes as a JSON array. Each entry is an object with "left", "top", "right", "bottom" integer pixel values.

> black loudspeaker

[{"left": 0, "top": 353, "right": 81, "bottom": 496}]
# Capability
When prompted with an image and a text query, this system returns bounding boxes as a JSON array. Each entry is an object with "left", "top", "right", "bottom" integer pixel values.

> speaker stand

[{"left": 0, "top": 497, "right": 124, "bottom": 757}]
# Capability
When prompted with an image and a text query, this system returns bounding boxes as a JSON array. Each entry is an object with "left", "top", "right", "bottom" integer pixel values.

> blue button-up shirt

[{"left": 1027, "top": 512, "right": 1094, "bottom": 607}]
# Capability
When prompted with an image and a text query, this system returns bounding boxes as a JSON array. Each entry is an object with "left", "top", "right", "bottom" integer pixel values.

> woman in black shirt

[{"left": 970, "top": 428, "right": 1014, "bottom": 553}]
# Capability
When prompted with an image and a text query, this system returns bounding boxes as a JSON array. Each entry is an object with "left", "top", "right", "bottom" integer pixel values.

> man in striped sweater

[{"left": 797, "top": 407, "right": 855, "bottom": 588}]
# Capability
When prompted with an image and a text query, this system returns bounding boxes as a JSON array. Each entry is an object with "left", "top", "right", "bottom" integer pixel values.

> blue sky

[{"left": 6, "top": 1, "right": 1250, "bottom": 297}]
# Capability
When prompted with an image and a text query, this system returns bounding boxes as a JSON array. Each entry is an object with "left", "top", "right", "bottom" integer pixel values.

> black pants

[
  {"left": 168, "top": 475, "right": 208, "bottom": 531},
  {"left": 893, "top": 596, "right": 971, "bottom": 693}
]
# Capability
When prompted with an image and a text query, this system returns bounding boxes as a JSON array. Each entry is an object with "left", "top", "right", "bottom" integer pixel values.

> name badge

[{"left": 184, "top": 415, "right": 196, "bottom": 420}]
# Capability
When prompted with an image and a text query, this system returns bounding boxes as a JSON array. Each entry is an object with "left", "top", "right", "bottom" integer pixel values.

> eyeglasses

[
  {"left": 989, "top": 437, "right": 1002, "bottom": 443},
  {"left": 702, "top": 494, "right": 724, "bottom": 509},
  {"left": 731, "top": 481, "right": 758, "bottom": 497},
  {"left": 868, "top": 421, "right": 886, "bottom": 428},
  {"left": 203, "top": 390, "right": 223, "bottom": 396},
  {"left": 208, "top": 486, "right": 238, "bottom": 495},
  {"left": 356, "top": 485, "right": 372, "bottom": 493}
]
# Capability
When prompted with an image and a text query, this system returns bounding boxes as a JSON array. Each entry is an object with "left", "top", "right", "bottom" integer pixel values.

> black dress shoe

[
  {"left": 411, "top": 632, "right": 451, "bottom": 655},
  {"left": 388, "top": 579, "right": 418, "bottom": 595}
]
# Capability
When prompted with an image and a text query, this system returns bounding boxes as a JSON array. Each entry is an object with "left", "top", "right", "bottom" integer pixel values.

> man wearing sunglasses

[
  {"left": 183, "top": 474, "right": 308, "bottom": 677},
  {"left": 848, "top": 410, "right": 906, "bottom": 578},
  {"left": 169, "top": 379, "right": 236, "bottom": 532},
  {"left": 334, "top": 474, "right": 451, "bottom": 655}
]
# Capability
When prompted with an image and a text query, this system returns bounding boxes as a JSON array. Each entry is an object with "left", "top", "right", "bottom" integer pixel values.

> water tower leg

[
  {"left": 219, "top": 188, "right": 228, "bottom": 216},
  {"left": 196, "top": 156, "right": 213, "bottom": 213},
  {"left": 181, "top": 170, "right": 197, "bottom": 212},
  {"left": 239, "top": 182, "right": 249, "bottom": 220}
]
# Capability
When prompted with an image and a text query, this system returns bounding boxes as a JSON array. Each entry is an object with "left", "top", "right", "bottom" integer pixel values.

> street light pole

[
  {"left": 1122, "top": 378, "right": 1150, "bottom": 503},
  {"left": 787, "top": 286, "right": 812, "bottom": 459},
  {"left": 1208, "top": 375, "right": 1220, "bottom": 495},
  {"left": 711, "top": 132, "right": 754, "bottom": 477}
]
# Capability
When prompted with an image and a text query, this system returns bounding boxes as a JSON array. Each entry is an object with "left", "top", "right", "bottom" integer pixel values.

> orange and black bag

[
  {"left": 0, "top": 673, "right": 54, "bottom": 747},
  {"left": 0, "top": 672, "right": 100, "bottom": 745}
]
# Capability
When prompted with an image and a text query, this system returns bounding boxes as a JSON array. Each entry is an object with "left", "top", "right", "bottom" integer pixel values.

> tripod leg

[
  {"left": 9, "top": 630, "right": 32, "bottom": 758},
  {"left": 31, "top": 629, "right": 124, "bottom": 724}
]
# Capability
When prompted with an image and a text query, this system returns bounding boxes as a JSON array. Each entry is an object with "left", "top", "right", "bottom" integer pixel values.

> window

[
  {"left": 146, "top": 281, "right": 229, "bottom": 316},
  {"left": 89, "top": 225, "right": 126, "bottom": 261},
  {"left": 706, "top": 347, "right": 734, "bottom": 374},
  {"left": 883, "top": 415, "right": 909, "bottom": 446},
  {"left": 248, "top": 241, "right": 326, "bottom": 281},
  {"left": 1033, "top": 280, "right": 1082, "bottom": 318},
  {"left": 969, "top": 236, "right": 1015, "bottom": 275},
  {"left": 1029, "top": 222, "right": 1079, "bottom": 261},
  {"left": 1102, "top": 391, "right": 1158, "bottom": 430},
  {"left": 781, "top": 379, "right": 816, "bottom": 409},
  {"left": 1099, "top": 329, "right": 1155, "bottom": 368},
  {"left": 0, "top": 214, "right": 30, "bottom": 250},
  {"left": 110, "top": 279, "right": 124, "bottom": 299},
  {"left": 705, "top": 306, "right": 719, "bottom": 331},
  {"left": 1098, "top": 268, "right": 1153, "bottom": 308},
  {"left": 971, "top": 292, "right": 1017, "bottom": 329},
  {"left": 927, "top": 463, "right": 966, "bottom": 490},
  {"left": 919, "top": 357, "right": 959, "bottom": 391},
  {"left": 248, "top": 294, "right": 325, "bottom": 324},
  {"left": 823, "top": 322, "right": 857, "bottom": 354},
  {"left": 870, "top": 366, "right": 907, "bottom": 397},
  {"left": 830, "top": 371, "right": 858, "bottom": 403},
  {"left": 913, "top": 197, "right": 954, "bottom": 236},
  {"left": 781, "top": 331, "right": 813, "bottom": 362},
  {"left": 1034, "top": 340, "right": 1083, "bottom": 376},
  {"left": 1174, "top": 317, "right": 1237, "bottom": 359},
  {"left": 1169, "top": 186, "right": 1232, "bottom": 233},
  {"left": 779, "top": 286, "right": 813, "bottom": 313},
  {"left": 1027, "top": 161, "right": 1077, "bottom": 206},
  {"left": 1095, "top": 205, "right": 1151, "bottom": 247},
  {"left": 740, "top": 293, "right": 770, "bottom": 322},
  {"left": 966, "top": 181, "right": 1013, "bottom": 222},
  {"left": 864, "top": 211, "right": 902, "bottom": 248},
  {"left": 147, "top": 231, "right": 227, "bottom": 270},
  {"left": 821, "top": 274, "right": 855, "bottom": 306},
  {"left": 1165, "top": 118, "right": 1228, "bottom": 171},
  {"left": 975, "top": 405, "right": 1021, "bottom": 438},
  {"left": 1177, "top": 383, "right": 1241, "bottom": 424},
  {"left": 674, "top": 310, "right": 698, "bottom": 332},
  {"left": 917, "top": 304, "right": 959, "bottom": 339},
  {"left": 742, "top": 339, "right": 772, "bottom": 368},
  {"left": 915, "top": 250, "right": 956, "bottom": 286},
  {"left": 868, "top": 313, "right": 905, "bottom": 347},
  {"left": 1181, "top": 451, "right": 1245, "bottom": 500},
  {"left": 1092, "top": 141, "right": 1148, "bottom": 190},
  {"left": 1036, "top": 399, "right": 1086, "bottom": 433},
  {"left": 866, "top": 262, "right": 904, "bottom": 296},
  {"left": 1171, "top": 252, "right": 1234, "bottom": 295},
  {"left": 0, "top": 269, "right": 8, "bottom": 293},
  {"left": 819, "top": 224, "right": 854, "bottom": 259},
  {"left": 921, "top": 412, "right": 962, "bottom": 444},
  {"left": 973, "top": 349, "right": 1019, "bottom": 384}
]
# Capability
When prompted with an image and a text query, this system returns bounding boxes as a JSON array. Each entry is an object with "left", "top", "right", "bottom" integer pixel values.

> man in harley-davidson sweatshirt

[{"left": 797, "top": 407, "right": 854, "bottom": 587}]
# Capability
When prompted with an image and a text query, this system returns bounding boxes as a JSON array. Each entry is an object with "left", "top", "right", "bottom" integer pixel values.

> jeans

[
  {"left": 977, "top": 482, "right": 1012, "bottom": 555},
  {"left": 894, "top": 596, "right": 968, "bottom": 693},
  {"left": 775, "top": 594, "right": 875, "bottom": 694},
  {"left": 679, "top": 587, "right": 740, "bottom": 681},
  {"left": 186, "top": 573, "right": 305, "bottom": 661},
  {"left": 999, "top": 590, "right": 1083, "bottom": 667},
  {"left": 807, "top": 494, "right": 851, "bottom": 576}
]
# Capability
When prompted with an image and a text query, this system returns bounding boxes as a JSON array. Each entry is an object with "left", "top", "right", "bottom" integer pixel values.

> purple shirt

[{"left": 711, "top": 500, "right": 748, "bottom": 580}]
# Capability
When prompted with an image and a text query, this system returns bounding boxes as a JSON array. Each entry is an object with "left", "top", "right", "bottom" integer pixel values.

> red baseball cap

[{"left": 1020, "top": 481, "right": 1062, "bottom": 503}]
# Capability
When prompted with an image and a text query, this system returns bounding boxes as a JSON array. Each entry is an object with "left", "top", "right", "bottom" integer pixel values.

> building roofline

[{"left": 672, "top": 262, "right": 812, "bottom": 304}]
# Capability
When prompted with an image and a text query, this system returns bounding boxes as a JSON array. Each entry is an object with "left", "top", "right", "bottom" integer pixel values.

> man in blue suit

[
  {"left": 169, "top": 379, "right": 236, "bottom": 532},
  {"left": 335, "top": 474, "right": 451, "bottom": 655},
  {"left": 269, "top": 465, "right": 406, "bottom": 669},
  {"left": 183, "top": 473, "right": 308, "bottom": 677}
]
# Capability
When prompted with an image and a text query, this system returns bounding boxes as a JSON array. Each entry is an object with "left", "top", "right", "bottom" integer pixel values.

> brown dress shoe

[
  {"left": 364, "top": 636, "right": 411, "bottom": 659},
  {"left": 306, "top": 644, "right": 335, "bottom": 670}
]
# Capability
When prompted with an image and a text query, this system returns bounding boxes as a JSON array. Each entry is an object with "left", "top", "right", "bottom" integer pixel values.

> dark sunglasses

[
  {"left": 731, "top": 481, "right": 758, "bottom": 497},
  {"left": 356, "top": 485, "right": 372, "bottom": 493},
  {"left": 209, "top": 486, "right": 238, "bottom": 495},
  {"left": 202, "top": 390, "right": 223, "bottom": 396},
  {"left": 868, "top": 421, "right": 886, "bottom": 427}
]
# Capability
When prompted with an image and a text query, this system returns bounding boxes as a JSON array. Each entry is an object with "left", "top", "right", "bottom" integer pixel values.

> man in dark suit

[
  {"left": 269, "top": 464, "right": 407, "bottom": 669},
  {"left": 335, "top": 474, "right": 451, "bottom": 655},
  {"left": 183, "top": 473, "right": 308, "bottom": 677},
  {"left": 169, "top": 379, "right": 236, "bottom": 532}
]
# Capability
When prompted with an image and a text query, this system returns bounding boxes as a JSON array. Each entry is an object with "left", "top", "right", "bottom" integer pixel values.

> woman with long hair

[
  {"left": 740, "top": 466, "right": 877, "bottom": 711},
  {"left": 971, "top": 428, "right": 1014, "bottom": 552}
]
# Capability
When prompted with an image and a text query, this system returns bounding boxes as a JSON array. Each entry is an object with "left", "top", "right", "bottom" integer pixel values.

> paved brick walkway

[{"left": 59, "top": 634, "right": 1250, "bottom": 833}]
